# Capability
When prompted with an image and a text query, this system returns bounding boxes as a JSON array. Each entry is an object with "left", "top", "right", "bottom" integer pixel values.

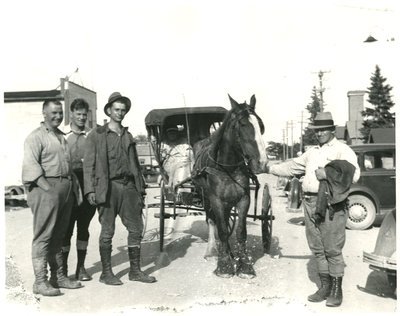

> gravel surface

[{"left": 4, "top": 173, "right": 397, "bottom": 314}]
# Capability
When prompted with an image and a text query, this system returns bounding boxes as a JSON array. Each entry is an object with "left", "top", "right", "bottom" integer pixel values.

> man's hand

[
  {"left": 315, "top": 167, "right": 327, "bottom": 181},
  {"left": 36, "top": 176, "right": 51, "bottom": 191},
  {"left": 87, "top": 193, "right": 97, "bottom": 205}
]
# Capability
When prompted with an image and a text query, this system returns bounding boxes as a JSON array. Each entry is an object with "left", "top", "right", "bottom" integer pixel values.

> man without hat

[
  {"left": 266, "top": 112, "right": 360, "bottom": 307},
  {"left": 83, "top": 92, "right": 156, "bottom": 285},
  {"left": 23, "top": 100, "right": 83, "bottom": 296}
]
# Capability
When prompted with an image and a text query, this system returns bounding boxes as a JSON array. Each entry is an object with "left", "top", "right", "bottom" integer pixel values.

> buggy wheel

[
  {"left": 261, "top": 184, "right": 273, "bottom": 254},
  {"left": 227, "top": 210, "right": 237, "bottom": 237},
  {"left": 288, "top": 177, "right": 301, "bottom": 209},
  {"left": 159, "top": 180, "right": 165, "bottom": 252}
]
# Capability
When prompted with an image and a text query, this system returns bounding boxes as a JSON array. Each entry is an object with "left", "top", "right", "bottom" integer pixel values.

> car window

[{"left": 364, "top": 150, "right": 395, "bottom": 170}]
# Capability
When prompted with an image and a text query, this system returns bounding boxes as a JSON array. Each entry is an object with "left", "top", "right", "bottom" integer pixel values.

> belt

[
  {"left": 46, "top": 175, "right": 72, "bottom": 180},
  {"left": 303, "top": 192, "right": 318, "bottom": 197}
]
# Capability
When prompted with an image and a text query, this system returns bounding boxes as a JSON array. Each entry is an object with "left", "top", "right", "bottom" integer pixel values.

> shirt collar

[
  {"left": 105, "top": 123, "right": 128, "bottom": 134},
  {"left": 40, "top": 122, "right": 65, "bottom": 135},
  {"left": 62, "top": 123, "right": 90, "bottom": 135},
  {"left": 321, "top": 137, "right": 338, "bottom": 147}
]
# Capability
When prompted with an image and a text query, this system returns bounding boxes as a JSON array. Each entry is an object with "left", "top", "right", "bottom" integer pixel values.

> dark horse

[{"left": 192, "top": 94, "right": 267, "bottom": 278}]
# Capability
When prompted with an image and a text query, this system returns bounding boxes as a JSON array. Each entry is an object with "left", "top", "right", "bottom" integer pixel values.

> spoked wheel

[
  {"left": 159, "top": 180, "right": 166, "bottom": 252},
  {"left": 261, "top": 184, "right": 273, "bottom": 254},
  {"left": 228, "top": 208, "right": 237, "bottom": 237}
]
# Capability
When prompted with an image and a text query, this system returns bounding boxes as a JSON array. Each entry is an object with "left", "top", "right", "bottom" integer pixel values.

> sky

[{"left": 1, "top": 0, "right": 399, "bottom": 144}]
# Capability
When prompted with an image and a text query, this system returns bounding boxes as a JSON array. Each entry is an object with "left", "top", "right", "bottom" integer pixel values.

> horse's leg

[
  {"left": 204, "top": 217, "right": 219, "bottom": 259},
  {"left": 212, "top": 199, "right": 235, "bottom": 278},
  {"left": 235, "top": 195, "right": 256, "bottom": 279}
]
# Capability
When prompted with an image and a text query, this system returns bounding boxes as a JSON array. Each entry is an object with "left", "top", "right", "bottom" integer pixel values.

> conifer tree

[
  {"left": 302, "top": 86, "right": 321, "bottom": 148},
  {"left": 360, "top": 65, "right": 396, "bottom": 142}
]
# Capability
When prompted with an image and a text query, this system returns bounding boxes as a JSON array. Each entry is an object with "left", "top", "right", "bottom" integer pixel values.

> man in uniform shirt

[
  {"left": 23, "top": 100, "right": 82, "bottom": 296},
  {"left": 62, "top": 98, "right": 97, "bottom": 281},
  {"left": 83, "top": 92, "right": 156, "bottom": 285},
  {"left": 267, "top": 112, "right": 360, "bottom": 307}
]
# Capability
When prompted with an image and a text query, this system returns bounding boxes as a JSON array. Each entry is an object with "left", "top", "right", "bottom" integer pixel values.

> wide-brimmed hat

[
  {"left": 104, "top": 92, "right": 131, "bottom": 116},
  {"left": 308, "top": 112, "right": 336, "bottom": 129},
  {"left": 166, "top": 127, "right": 179, "bottom": 133}
]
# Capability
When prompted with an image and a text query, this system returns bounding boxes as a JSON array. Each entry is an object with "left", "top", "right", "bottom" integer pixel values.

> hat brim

[
  {"left": 104, "top": 96, "right": 131, "bottom": 116},
  {"left": 308, "top": 124, "right": 336, "bottom": 129}
]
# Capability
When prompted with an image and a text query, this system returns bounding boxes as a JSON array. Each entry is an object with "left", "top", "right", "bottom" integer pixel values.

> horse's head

[{"left": 228, "top": 94, "right": 268, "bottom": 174}]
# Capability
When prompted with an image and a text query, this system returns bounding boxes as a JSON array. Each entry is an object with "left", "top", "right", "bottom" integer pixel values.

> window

[
  {"left": 139, "top": 159, "right": 145, "bottom": 165},
  {"left": 364, "top": 150, "right": 395, "bottom": 170}
]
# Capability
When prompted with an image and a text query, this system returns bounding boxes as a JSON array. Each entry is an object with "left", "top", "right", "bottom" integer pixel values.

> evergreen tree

[
  {"left": 302, "top": 86, "right": 321, "bottom": 148},
  {"left": 360, "top": 65, "right": 396, "bottom": 142}
]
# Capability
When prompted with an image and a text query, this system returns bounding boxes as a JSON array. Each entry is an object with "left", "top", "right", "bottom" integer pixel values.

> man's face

[
  {"left": 107, "top": 101, "right": 127, "bottom": 122},
  {"left": 314, "top": 128, "right": 335, "bottom": 145},
  {"left": 43, "top": 102, "right": 63, "bottom": 128},
  {"left": 167, "top": 131, "right": 178, "bottom": 141},
  {"left": 71, "top": 108, "right": 88, "bottom": 129}
]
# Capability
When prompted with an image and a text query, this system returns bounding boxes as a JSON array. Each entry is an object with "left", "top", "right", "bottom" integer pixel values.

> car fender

[{"left": 349, "top": 184, "right": 380, "bottom": 213}]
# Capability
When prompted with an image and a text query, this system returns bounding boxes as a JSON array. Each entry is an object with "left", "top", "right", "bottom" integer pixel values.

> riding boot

[
  {"left": 99, "top": 246, "right": 123, "bottom": 285},
  {"left": 308, "top": 273, "right": 332, "bottom": 302},
  {"left": 75, "top": 249, "right": 92, "bottom": 281},
  {"left": 48, "top": 251, "right": 83, "bottom": 289},
  {"left": 326, "top": 276, "right": 343, "bottom": 307},
  {"left": 128, "top": 247, "right": 157, "bottom": 283},
  {"left": 62, "top": 250, "right": 69, "bottom": 277},
  {"left": 32, "top": 257, "right": 61, "bottom": 296}
]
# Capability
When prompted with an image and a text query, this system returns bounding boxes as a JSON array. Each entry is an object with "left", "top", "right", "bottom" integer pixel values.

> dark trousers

[
  {"left": 63, "top": 171, "right": 96, "bottom": 251},
  {"left": 303, "top": 195, "right": 348, "bottom": 277},
  {"left": 97, "top": 180, "right": 143, "bottom": 248},
  {"left": 27, "top": 178, "right": 74, "bottom": 259}
]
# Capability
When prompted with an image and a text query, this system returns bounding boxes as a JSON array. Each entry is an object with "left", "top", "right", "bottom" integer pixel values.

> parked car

[
  {"left": 347, "top": 143, "right": 396, "bottom": 230},
  {"left": 279, "top": 143, "right": 396, "bottom": 230}
]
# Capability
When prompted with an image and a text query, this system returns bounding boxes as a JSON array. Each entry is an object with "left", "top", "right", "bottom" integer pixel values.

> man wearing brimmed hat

[
  {"left": 83, "top": 92, "right": 156, "bottom": 285},
  {"left": 267, "top": 112, "right": 360, "bottom": 307}
]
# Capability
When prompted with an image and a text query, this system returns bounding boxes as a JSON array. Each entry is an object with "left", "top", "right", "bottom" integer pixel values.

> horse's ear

[
  {"left": 228, "top": 94, "right": 239, "bottom": 110},
  {"left": 249, "top": 95, "right": 256, "bottom": 110}
]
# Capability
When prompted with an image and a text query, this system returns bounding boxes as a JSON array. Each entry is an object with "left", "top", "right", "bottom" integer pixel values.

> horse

[{"left": 192, "top": 94, "right": 267, "bottom": 278}]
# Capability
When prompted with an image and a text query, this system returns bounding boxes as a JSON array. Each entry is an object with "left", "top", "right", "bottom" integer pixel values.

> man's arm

[
  {"left": 269, "top": 153, "right": 307, "bottom": 177},
  {"left": 83, "top": 131, "right": 96, "bottom": 200}
]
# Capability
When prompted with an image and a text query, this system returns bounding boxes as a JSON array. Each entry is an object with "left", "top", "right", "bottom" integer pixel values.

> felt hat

[
  {"left": 104, "top": 92, "right": 131, "bottom": 116},
  {"left": 308, "top": 112, "right": 336, "bottom": 129}
]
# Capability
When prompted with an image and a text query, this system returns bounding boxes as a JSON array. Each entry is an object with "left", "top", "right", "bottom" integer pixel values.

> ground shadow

[{"left": 357, "top": 270, "right": 396, "bottom": 299}]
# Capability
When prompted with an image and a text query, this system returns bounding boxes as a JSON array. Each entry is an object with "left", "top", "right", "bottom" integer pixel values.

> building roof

[
  {"left": 368, "top": 128, "right": 395, "bottom": 143},
  {"left": 4, "top": 90, "right": 64, "bottom": 103}
]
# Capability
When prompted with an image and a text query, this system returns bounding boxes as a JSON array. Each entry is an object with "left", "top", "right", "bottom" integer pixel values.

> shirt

[
  {"left": 62, "top": 124, "right": 91, "bottom": 171},
  {"left": 106, "top": 125, "right": 133, "bottom": 179},
  {"left": 269, "top": 137, "right": 360, "bottom": 193},
  {"left": 22, "top": 122, "right": 71, "bottom": 184}
]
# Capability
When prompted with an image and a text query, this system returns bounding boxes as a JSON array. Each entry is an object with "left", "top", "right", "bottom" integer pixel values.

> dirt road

[{"left": 4, "top": 173, "right": 397, "bottom": 314}]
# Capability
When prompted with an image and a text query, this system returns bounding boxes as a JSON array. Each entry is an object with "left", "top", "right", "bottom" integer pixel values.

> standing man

[
  {"left": 267, "top": 112, "right": 360, "bottom": 307},
  {"left": 62, "top": 98, "right": 97, "bottom": 281},
  {"left": 83, "top": 92, "right": 156, "bottom": 285},
  {"left": 23, "top": 100, "right": 82, "bottom": 296}
]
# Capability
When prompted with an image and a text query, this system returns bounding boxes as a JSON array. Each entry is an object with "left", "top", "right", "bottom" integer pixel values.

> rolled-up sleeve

[{"left": 22, "top": 134, "right": 43, "bottom": 184}]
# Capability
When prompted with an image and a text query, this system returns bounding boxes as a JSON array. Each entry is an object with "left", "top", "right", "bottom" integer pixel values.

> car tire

[{"left": 346, "top": 194, "right": 376, "bottom": 230}]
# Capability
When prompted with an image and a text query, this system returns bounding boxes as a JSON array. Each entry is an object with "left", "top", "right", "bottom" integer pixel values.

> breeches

[
  {"left": 303, "top": 196, "right": 348, "bottom": 277},
  {"left": 97, "top": 180, "right": 143, "bottom": 248},
  {"left": 63, "top": 171, "right": 96, "bottom": 248},
  {"left": 27, "top": 178, "right": 74, "bottom": 259}
]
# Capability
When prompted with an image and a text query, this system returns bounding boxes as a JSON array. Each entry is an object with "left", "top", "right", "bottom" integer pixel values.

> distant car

[{"left": 347, "top": 143, "right": 396, "bottom": 230}]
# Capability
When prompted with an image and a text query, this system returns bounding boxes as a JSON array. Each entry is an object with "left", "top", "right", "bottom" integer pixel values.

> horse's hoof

[
  {"left": 213, "top": 269, "right": 234, "bottom": 278},
  {"left": 237, "top": 271, "right": 256, "bottom": 279}
]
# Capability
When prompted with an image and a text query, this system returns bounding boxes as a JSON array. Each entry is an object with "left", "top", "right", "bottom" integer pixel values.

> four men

[{"left": 22, "top": 96, "right": 359, "bottom": 307}]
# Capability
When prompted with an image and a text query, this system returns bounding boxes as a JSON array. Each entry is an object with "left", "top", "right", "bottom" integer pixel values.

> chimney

[{"left": 347, "top": 90, "right": 367, "bottom": 122}]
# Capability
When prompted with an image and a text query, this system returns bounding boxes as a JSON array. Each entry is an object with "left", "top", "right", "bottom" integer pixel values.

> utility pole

[
  {"left": 299, "top": 111, "right": 304, "bottom": 152},
  {"left": 290, "top": 120, "right": 294, "bottom": 158},
  {"left": 282, "top": 129, "right": 286, "bottom": 160},
  {"left": 286, "top": 121, "right": 289, "bottom": 158},
  {"left": 312, "top": 70, "right": 330, "bottom": 112}
]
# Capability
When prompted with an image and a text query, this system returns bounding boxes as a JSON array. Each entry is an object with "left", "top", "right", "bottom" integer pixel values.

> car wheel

[{"left": 346, "top": 194, "right": 376, "bottom": 230}]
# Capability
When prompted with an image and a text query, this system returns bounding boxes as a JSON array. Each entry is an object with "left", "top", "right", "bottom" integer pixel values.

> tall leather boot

[
  {"left": 308, "top": 273, "right": 332, "bottom": 302},
  {"left": 128, "top": 246, "right": 157, "bottom": 283},
  {"left": 326, "top": 276, "right": 343, "bottom": 307},
  {"left": 75, "top": 249, "right": 92, "bottom": 281},
  {"left": 48, "top": 251, "right": 83, "bottom": 289},
  {"left": 99, "top": 246, "right": 123, "bottom": 285},
  {"left": 32, "top": 257, "right": 61, "bottom": 296},
  {"left": 62, "top": 250, "right": 69, "bottom": 277}
]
